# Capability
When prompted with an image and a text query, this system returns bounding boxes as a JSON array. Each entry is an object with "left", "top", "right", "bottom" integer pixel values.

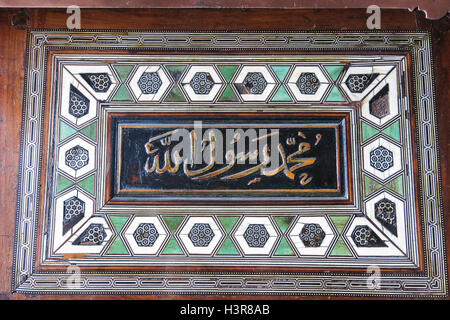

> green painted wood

[
  {"left": 326, "top": 85, "right": 345, "bottom": 101},
  {"left": 324, "top": 65, "right": 344, "bottom": 81},
  {"left": 217, "top": 216, "right": 240, "bottom": 233},
  {"left": 382, "top": 120, "right": 401, "bottom": 142},
  {"left": 273, "top": 216, "right": 294, "bottom": 233},
  {"left": 161, "top": 236, "right": 184, "bottom": 255},
  {"left": 362, "top": 121, "right": 379, "bottom": 142},
  {"left": 217, "top": 65, "right": 239, "bottom": 82},
  {"left": 78, "top": 174, "right": 95, "bottom": 195},
  {"left": 218, "top": 85, "right": 239, "bottom": 102},
  {"left": 274, "top": 237, "right": 296, "bottom": 256},
  {"left": 165, "top": 65, "right": 187, "bottom": 82},
  {"left": 329, "top": 215, "right": 350, "bottom": 234},
  {"left": 165, "top": 84, "right": 186, "bottom": 102},
  {"left": 112, "top": 84, "right": 133, "bottom": 101},
  {"left": 329, "top": 237, "right": 353, "bottom": 257},
  {"left": 271, "top": 85, "right": 291, "bottom": 101},
  {"left": 56, "top": 174, "right": 74, "bottom": 193},
  {"left": 270, "top": 65, "right": 290, "bottom": 82},
  {"left": 110, "top": 216, "right": 129, "bottom": 233},
  {"left": 162, "top": 216, "right": 184, "bottom": 233},
  {"left": 216, "top": 237, "right": 240, "bottom": 255},
  {"left": 59, "top": 121, "right": 77, "bottom": 141},
  {"left": 113, "top": 65, "right": 134, "bottom": 82},
  {"left": 106, "top": 236, "right": 129, "bottom": 255},
  {"left": 80, "top": 121, "right": 97, "bottom": 141}
]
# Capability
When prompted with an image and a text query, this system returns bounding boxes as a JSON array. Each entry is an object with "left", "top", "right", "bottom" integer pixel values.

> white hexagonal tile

[
  {"left": 289, "top": 216, "right": 335, "bottom": 256},
  {"left": 53, "top": 188, "right": 94, "bottom": 251},
  {"left": 360, "top": 69, "right": 400, "bottom": 127},
  {"left": 56, "top": 216, "right": 113, "bottom": 254},
  {"left": 362, "top": 137, "right": 402, "bottom": 181},
  {"left": 287, "top": 66, "right": 330, "bottom": 102},
  {"left": 233, "top": 66, "right": 276, "bottom": 102},
  {"left": 345, "top": 216, "right": 404, "bottom": 257},
  {"left": 340, "top": 65, "right": 394, "bottom": 102},
  {"left": 181, "top": 65, "right": 223, "bottom": 101},
  {"left": 179, "top": 217, "right": 223, "bottom": 255},
  {"left": 65, "top": 64, "right": 119, "bottom": 101},
  {"left": 128, "top": 65, "right": 171, "bottom": 102},
  {"left": 365, "top": 191, "right": 406, "bottom": 253},
  {"left": 58, "top": 136, "right": 96, "bottom": 179},
  {"left": 124, "top": 216, "right": 168, "bottom": 255},
  {"left": 234, "top": 217, "right": 278, "bottom": 256},
  {"left": 60, "top": 68, "right": 97, "bottom": 126}
]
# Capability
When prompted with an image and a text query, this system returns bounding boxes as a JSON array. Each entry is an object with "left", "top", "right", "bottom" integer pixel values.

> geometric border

[{"left": 11, "top": 30, "right": 447, "bottom": 297}]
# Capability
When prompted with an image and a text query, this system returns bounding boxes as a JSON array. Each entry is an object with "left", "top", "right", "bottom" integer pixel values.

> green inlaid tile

[
  {"left": 329, "top": 215, "right": 351, "bottom": 234},
  {"left": 274, "top": 237, "right": 295, "bottom": 256},
  {"left": 78, "top": 174, "right": 95, "bottom": 195},
  {"left": 113, "top": 65, "right": 135, "bottom": 82},
  {"left": 80, "top": 121, "right": 97, "bottom": 141},
  {"left": 56, "top": 174, "right": 74, "bottom": 193},
  {"left": 217, "top": 65, "right": 239, "bottom": 82},
  {"left": 216, "top": 237, "right": 240, "bottom": 256},
  {"left": 162, "top": 216, "right": 184, "bottom": 233},
  {"left": 329, "top": 237, "right": 353, "bottom": 257},
  {"left": 362, "top": 121, "right": 379, "bottom": 142},
  {"left": 271, "top": 85, "right": 291, "bottom": 102},
  {"left": 382, "top": 120, "right": 401, "bottom": 142},
  {"left": 273, "top": 216, "right": 294, "bottom": 233},
  {"left": 326, "top": 85, "right": 345, "bottom": 102},
  {"left": 324, "top": 65, "right": 344, "bottom": 82},
  {"left": 165, "top": 65, "right": 187, "bottom": 82},
  {"left": 110, "top": 216, "right": 129, "bottom": 233},
  {"left": 364, "top": 175, "right": 383, "bottom": 197},
  {"left": 59, "top": 121, "right": 76, "bottom": 141},
  {"left": 112, "top": 84, "right": 133, "bottom": 101},
  {"left": 161, "top": 236, "right": 184, "bottom": 255},
  {"left": 218, "top": 85, "right": 239, "bottom": 102},
  {"left": 385, "top": 174, "right": 404, "bottom": 196},
  {"left": 270, "top": 65, "right": 290, "bottom": 82},
  {"left": 165, "top": 84, "right": 186, "bottom": 102},
  {"left": 106, "top": 236, "right": 129, "bottom": 255},
  {"left": 218, "top": 216, "right": 240, "bottom": 233}
]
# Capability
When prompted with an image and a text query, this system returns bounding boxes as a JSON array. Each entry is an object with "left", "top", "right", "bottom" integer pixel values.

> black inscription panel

[{"left": 112, "top": 114, "right": 349, "bottom": 201}]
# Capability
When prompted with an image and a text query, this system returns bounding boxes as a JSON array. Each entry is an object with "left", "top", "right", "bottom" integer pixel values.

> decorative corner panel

[{"left": 11, "top": 30, "right": 447, "bottom": 297}]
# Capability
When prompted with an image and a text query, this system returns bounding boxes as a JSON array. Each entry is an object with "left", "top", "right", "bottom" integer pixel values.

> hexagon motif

[
  {"left": 179, "top": 217, "right": 223, "bottom": 255},
  {"left": 138, "top": 72, "right": 162, "bottom": 94},
  {"left": 360, "top": 70, "right": 399, "bottom": 126},
  {"left": 299, "top": 223, "right": 326, "bottom": 247},
  {"left": 133, "top": 223, "right": 159, "bottom": 247},
  {"left": 188, "top": 223, "right": 215, "bottom": 247},
  {"left": 54, "top": 189, "right": 94, "bottom": 249},
  {"left": 296, "top": 72, "right": 320, "bottom": 95},
  {"left": 340, "top": 65, "right": 393, "bottom": 102},
  {"left": 58, "top": 136, "right": 96, "bottom": 178},
  {"left": 124, "top": 216, "right": 168, "bottom": 255},
  {"left": 234, "top": 217, "right": 278, "bottom": 256},
  {"left": 56, "top": 216, "right": 112, "bottom": 254},
  {"left": 80, "top": 73, "right": 112, "bottom": 93},
  {"left": 129, "top": 65, "right": 171, "bottom": 102},
  {"left": 181, "top": 66, "right": 223, "bottom": 101},
  {"left": 60, "top": 68, "right": 97, "bottom": 126},
  {"left": 364, "top": 191, "right": 406, "bottom": 253},
  {"left": 362, "top": 137, "right": 402, "bottom": 181},
  {"left": 65, "top": 145, "right": 89, "bottom": 170},
  {"left": 65, "top": 64, "right": 119, "bottom": 101},
  {"left": 370, "top": 146, "right": 394, "bottom": 172},
  {"left": 345, "top": 216, "right": 404, "bottom": 256},
  {"left": 233, "top": 66, "right": 276, "bottom": 101},
  {"left": 243, "top": 224, "right": 269, "bottom": 248},
  {"left": 63, "top": 196, "right": 85, "bottom": 235},
  {"left": 287, "top": 66, "right": 329, "bottom": 102},
  {"left": 289, "top": 217, "right": 334, "bottom": 256}
]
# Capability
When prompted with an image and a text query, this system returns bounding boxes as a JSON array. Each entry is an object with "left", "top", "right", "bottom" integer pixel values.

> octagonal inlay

[
  {"left": 69, "top": 85, "right": 90, "bottom": 118},
  {"left": 80, "top": 73, "right": 111, "bottom": 93},
  {"left": 65, "top": 145, "right": 89, "bottom": 170},
  {"left": 63, "top": 196, "right": 85, "bottom": 235},
  {"left": 299, "top": 223, "right": 326, "bottom": 247},
  {"left": 190, "top": 72, "right": 215, "bottom": 95},
  {"left": 243, "top": 72, "right": 267, "bottom": 94}
]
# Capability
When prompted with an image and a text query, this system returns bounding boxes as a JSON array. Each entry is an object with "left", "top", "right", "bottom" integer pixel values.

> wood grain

[{"left": 0, "top": 8, "right": 448, "bottom": 300}]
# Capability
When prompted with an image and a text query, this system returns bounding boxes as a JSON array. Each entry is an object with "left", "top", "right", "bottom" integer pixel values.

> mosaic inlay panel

[{"left": 11, "top": 31, "right": 447, "bottom": 297}]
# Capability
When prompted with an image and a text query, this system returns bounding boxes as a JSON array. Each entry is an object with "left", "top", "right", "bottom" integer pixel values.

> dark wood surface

[{"left": 0, "top": 8, "right": 448, "bottom": 300}]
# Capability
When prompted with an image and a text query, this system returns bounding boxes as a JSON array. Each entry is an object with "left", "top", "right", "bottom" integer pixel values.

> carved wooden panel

[{"left": 11, "top": 30, "right": 447, "bottom": 297}]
